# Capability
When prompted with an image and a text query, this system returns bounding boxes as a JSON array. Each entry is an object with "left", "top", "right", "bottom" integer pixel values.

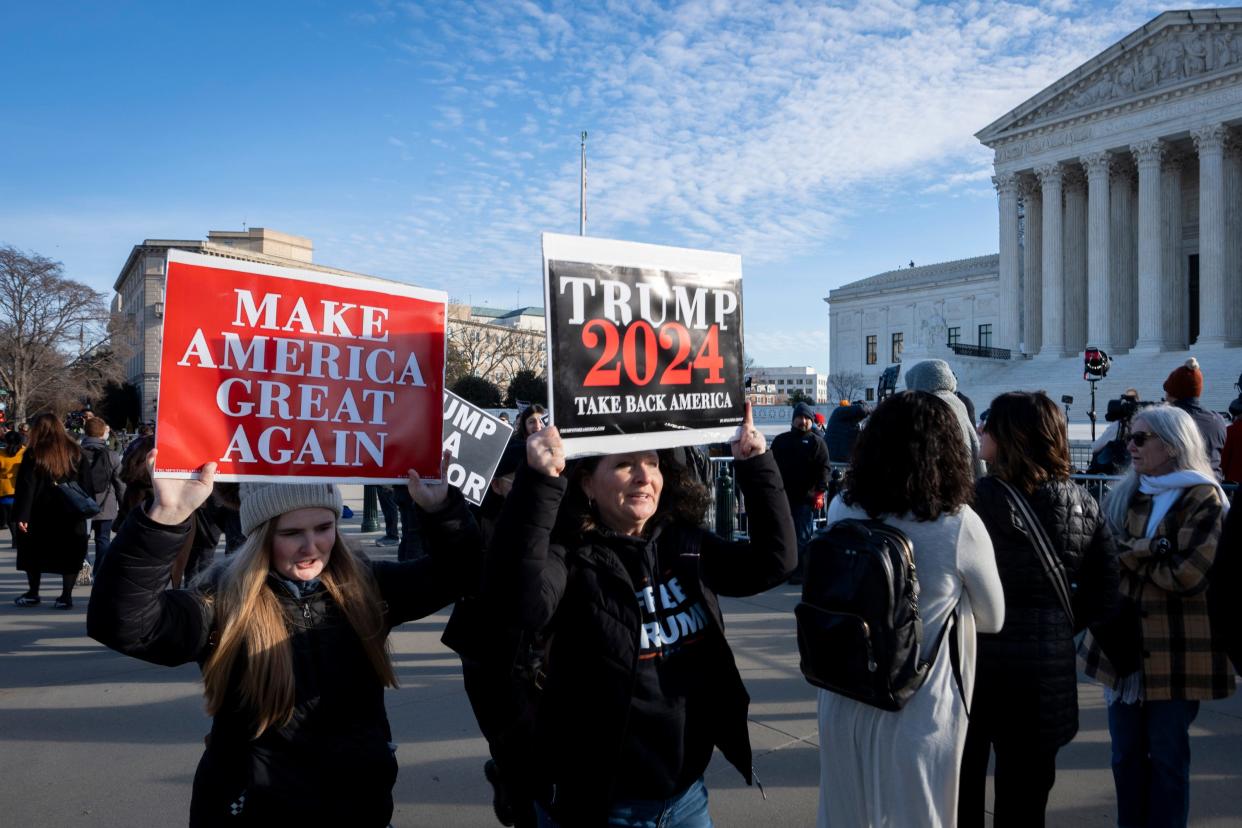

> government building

[
  {"left": 113, "top": 227, "right": 545, "bottom": 421},
  {"left": 827, "top": 8, "right": 1242, "bottom": 417}
]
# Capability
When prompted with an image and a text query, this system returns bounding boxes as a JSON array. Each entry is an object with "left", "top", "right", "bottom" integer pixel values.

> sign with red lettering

[
  {"left": 542, "top": 233, "right": 744, "bottom": 457},
  {"left": 154, "top": 249, "right": 447, "bottom": 482}
]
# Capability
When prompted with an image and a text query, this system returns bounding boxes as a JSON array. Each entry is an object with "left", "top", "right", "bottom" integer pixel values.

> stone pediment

[{"left": 977, "top": 9, "right": 1242, "bottom": 146}]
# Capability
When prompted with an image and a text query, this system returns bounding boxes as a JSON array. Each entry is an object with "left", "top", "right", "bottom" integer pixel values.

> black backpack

[
  {"left": 78, "top": 445, "right": 114, "bottom": 499},
  {"left": 795, "top": 518, "right": 964, "bottom": 711}
]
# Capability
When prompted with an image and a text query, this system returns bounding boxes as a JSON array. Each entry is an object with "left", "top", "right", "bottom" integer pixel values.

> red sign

[{"left": 154, "top": 250, "right": 447, "bottom": 482}]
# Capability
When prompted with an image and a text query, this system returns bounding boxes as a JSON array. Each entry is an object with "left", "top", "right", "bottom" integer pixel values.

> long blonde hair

[{"left": 199, "top": 520, "right": 397, "bottom": 737}]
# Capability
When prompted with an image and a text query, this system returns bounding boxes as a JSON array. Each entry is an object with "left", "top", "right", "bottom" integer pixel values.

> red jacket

[{"left": 1222, "top": 420, "right": 1242, "bottom": 484}]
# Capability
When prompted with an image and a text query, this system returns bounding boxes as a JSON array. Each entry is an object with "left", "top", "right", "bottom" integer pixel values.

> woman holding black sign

[
  {"left": 490, "top": 402, "right": 796, "bottom": 827},
  {"left": 12, "top": 413, "right": 90, "bottom": 609},
  {"left": 87, "top": 450, "right": 476, "bottom": 826}
]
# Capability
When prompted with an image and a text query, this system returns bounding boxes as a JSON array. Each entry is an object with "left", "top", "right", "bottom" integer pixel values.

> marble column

[
  {"left": 1110, "top": 163, "right": 1137, "bottom": 351},
  {"left": 1063, "top": 166, "right": 1088, "bottom": 355},
  {"left": 994, "top": 172, "right": 1021, "bottom": 352},
  {"left": 1019, "top": 176, "right": 1043, "bottom": 355},
  {"left": 1083, "top": 152, "right": 1113, "bottom": 350},
  {"left": 1224, "top": 135, "right": 1242, "bottom": 345},
  {"left": 1036, "top": 163, "right": 1065, "bottom": 357},
  {"left": 1192, "top": 124, "right": 1228, "bottom": 345},
  {"left": 1161, "top": 153, "right": 1187, "bottom": 350},
  {"left": 1131, "top": 138, "right": 1166, "bottom": 351}
]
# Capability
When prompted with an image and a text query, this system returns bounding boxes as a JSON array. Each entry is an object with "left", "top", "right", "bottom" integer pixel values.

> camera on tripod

[{"left": 1105, "top": 391, "right": 1154, "bottom": 424}]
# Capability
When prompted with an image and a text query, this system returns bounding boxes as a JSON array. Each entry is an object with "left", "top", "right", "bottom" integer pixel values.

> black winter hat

[{"left": 793, "top": 402, "right": 816, "bottom": 424}]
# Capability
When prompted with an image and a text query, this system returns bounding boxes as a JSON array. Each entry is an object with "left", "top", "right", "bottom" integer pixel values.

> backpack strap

[{"left": 993, "top": 478, "right": 1075, "bottom": 627}]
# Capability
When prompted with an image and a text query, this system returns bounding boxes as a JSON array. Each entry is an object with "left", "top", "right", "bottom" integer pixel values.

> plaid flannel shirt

[{"left": 1082, "top": 483, "right": 1234, "bottom": 700}]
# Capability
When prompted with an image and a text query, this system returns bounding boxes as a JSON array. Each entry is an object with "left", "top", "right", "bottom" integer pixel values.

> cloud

[{"left": 331, "top": 0, "right": 1209, "bottom": 311}]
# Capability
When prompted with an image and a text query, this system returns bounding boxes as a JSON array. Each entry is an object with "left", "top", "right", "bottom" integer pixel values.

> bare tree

[
  {"left": 827, "top": 370, "right": 867, "bottom": 402},
  {"left": 0, "top": 246, "right": 127, "bottom": 421},
  {"left": 447, "top": 318, "right": 546, "bottom": 389}
]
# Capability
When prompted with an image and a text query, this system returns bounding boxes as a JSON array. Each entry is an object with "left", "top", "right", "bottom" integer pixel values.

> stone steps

[{"left": 944, "top": 347, "right": 1240, "bottom": 425}]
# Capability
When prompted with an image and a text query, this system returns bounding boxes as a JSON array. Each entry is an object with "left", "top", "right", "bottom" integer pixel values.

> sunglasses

[{"left": 1127, "top": 431, "right": 1156, "bottom": 447}]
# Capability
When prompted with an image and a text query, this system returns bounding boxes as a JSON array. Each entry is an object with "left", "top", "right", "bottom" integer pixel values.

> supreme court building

[{"left": 827, "top": 8, "right": 1242, "bottom": 415}]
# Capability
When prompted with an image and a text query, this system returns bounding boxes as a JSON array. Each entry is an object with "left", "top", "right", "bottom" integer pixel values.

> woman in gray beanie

[
  {"left": 88, "top": 449, "right": 476, "bottom": 826},
  {"left": 905, "top": 359, "right": 986, "bottom": 477}
]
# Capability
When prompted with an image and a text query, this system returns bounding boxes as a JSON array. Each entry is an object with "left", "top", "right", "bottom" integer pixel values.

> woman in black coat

[
  {"left": 13, "top": 413, "right": 90, "bottom": 609},
  {"left": 87, "top": 450, "right": 475, "bottom": 826},
  {"left": 958, "top": 392, "right": 1120, "bottom": 827},
  {"left": 491, "top": 403, "right": 796, "bottom": 827}
]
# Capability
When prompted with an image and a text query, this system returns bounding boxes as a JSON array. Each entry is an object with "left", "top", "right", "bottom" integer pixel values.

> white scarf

[{"left": 1137, "top": 470, "right": 1229, "bottom": 539}]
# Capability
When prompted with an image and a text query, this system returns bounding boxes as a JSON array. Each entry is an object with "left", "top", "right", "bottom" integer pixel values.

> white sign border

[
  {"left": 155, "top": 248, "right": 449, "bottom": 483},
  {"left": 540, "top": 232, "right": 744, "bottom": 458}
]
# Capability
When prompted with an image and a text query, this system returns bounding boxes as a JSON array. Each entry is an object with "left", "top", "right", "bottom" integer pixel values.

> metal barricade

[{"left": 704, "top": 460, "right": 1235, "bottom": 540}]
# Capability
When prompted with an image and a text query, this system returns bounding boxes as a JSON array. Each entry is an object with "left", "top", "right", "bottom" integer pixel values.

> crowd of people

[{"left": 3, "top": 355, "right": 1238, "bottom": 826}]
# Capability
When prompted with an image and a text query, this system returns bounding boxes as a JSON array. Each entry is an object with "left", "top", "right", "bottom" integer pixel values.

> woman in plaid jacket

[{"left": 1081, "top": 404, "right": 1233, "bottom": 828}]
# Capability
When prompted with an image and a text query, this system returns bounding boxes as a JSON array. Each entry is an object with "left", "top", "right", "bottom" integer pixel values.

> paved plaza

[{"left": 2, "top": 488, "right": 1240, "bottom": 826}]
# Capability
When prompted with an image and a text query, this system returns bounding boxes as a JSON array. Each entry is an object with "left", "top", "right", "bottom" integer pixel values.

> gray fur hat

[
  {"left": 239, "top": 482, "right": 344, "bottom": 536},
  {"left": 904, "top": 359, "right": 957, "bottom": 394}
]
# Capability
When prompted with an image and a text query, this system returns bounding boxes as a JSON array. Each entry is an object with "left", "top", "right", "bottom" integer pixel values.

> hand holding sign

[
  {"left": 147, "top": 449, "right": 217, "bottom": 526},
  {"left": 409, "top": 450, "right": 455, "bottom": 513},
  {"left": 526, "top": 426, "right": 566, "bottom": 478},
  {"left": 729, "top": 401, "right": 765, "bottom": 461}
]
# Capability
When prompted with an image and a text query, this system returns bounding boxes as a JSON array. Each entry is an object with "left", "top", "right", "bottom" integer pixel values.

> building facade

[
  {"left": 980, "top": 7, "right": 1242, "bottom": 358},
  {"left": 115, "top": 228, "right": 415, "bottom": 421},
  {"left": 827, "top": 9, "right": 1242, "bottom": 417},
  {"left": 747, "top": 365, "right": 829, "bottom": 404},
  {"left": 826, "top": 257, "right": 1000, "bottom": 400}
]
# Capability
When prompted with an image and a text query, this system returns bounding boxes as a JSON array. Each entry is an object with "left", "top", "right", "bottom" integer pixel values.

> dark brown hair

[
  {"left": 842, "top": 390, "right": 974, "bottom": 521},
  {"left": 568, "top": 449, "right": 710, "bottom": 535},
  {"left": 516, "top": 404, "right": 547, "bottom": 438},
  {"left": 982, "top": 391, "right": 1071, "bottom": 494},
  {"left": 27, "top": 412, "right": 81, "bottom": 480}
]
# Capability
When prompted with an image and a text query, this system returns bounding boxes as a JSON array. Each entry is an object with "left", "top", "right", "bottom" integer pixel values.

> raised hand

[
  {"left": 729, "top": 401, "right": 766, "bottom": 460},
  {"left": 147, "top": 449, "right": 216, "bottom": 526},
  {"left": 409, "top": 449, "right": 454, "bottom": 512},
  {"left": 526, "top": 425, "right": 566, "bottom": 478}
]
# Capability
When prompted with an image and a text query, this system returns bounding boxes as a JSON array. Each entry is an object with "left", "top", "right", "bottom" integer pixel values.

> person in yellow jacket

[{"left": 0, "top": 429, "right": 26, "bottom": 541}]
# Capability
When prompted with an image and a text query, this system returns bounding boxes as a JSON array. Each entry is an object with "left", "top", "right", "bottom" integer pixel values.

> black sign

[
  {"left": 543, "top": 235, "right": 744, "bottom": 456},
  {"left": 442, "top": 391, "right": 514, "bottom": 505}
]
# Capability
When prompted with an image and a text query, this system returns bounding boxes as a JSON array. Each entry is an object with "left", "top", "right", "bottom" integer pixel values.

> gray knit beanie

[
  {"left": 904, "top": 359, "right": 957, "bottom": 394},
  {"left": 239, "top": 482, "right": 344, "bottom": 536}
]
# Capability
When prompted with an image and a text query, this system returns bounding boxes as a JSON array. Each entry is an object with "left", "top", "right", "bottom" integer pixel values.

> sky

[{"left": 0, "top": 0, "right": 1220, "bottom": 374}]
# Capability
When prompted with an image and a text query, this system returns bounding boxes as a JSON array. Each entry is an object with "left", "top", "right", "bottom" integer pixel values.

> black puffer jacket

[
  {"left": 489, "top": 452, "right": 796, "bottom": 827},
  {"left": 87, "top": 494, "right": 477, "bottom": 826},
  {"left": 824, "top": 404, "right": 870, "bottom": 463},
  {"left": 971, "top": 477, "right": 1120, "bottom": 747}
]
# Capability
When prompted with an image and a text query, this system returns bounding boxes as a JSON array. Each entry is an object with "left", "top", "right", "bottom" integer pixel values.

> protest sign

[
  {"left": 154, "top": 249, "right": 447, "bottom": 483},
  {"left": 441, "top": 390, "right": 514, "bottom": 505},
  {"left": 542, "top": 233, "right": 744, "bottom": 456}
]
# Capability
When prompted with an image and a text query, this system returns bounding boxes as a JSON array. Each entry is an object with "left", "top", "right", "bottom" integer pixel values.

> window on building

[
  {"left": 865, "top": 387, "right": 875, "bottom": 401},
  {"left": 891, "top": 332, "right": 903, "bottom": 364},
  {"left": 948, "top": 326, "right": 960, "bottom": 347},
  {"left": 865, "top": 335, "right": 877, "bottom": 365},
  {"left": 978, "top": 324, "right": 992, "bottom": 348}
]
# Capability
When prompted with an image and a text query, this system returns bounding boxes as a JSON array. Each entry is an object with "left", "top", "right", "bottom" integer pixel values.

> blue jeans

[
  {"left": 1107, "top": 699, "right": 1200, "bottom": 828},
  {"left": 535, "top": 778, "right": 712, "bottom": 828},
  {"left": 90, "top": 519, "right": 113, "bottom": 568}
]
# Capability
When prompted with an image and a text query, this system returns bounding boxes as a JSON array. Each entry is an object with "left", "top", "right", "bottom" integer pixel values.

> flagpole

[{"left": 579, "top": 131, "right": 588, "bottom": 236}]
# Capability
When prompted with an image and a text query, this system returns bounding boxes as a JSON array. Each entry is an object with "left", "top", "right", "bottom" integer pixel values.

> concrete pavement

[{"left": 2, "top": 496, "right": 1240, "bottom": 826}]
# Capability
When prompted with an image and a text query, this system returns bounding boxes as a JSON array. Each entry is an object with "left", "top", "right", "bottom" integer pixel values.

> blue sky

[{"left": 0, "top": 0, "right": 1211, "bottom": 373}]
